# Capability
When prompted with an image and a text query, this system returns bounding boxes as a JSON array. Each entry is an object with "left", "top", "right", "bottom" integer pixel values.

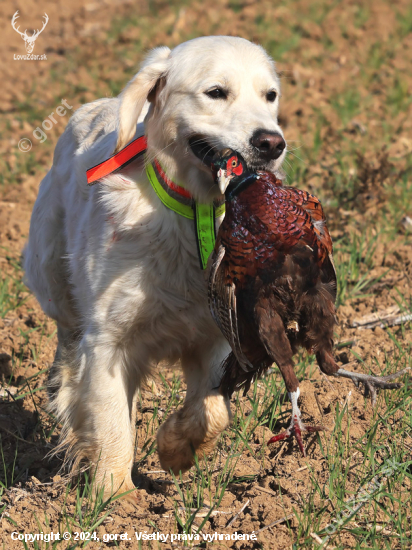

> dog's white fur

[{"left": 24, "top": 36, "right": 286, "bottom": 497}]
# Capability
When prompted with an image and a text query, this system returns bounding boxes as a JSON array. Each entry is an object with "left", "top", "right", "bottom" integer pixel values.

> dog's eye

[
  {"left": 266, "top": 91, "right": 277, "bottom": 102},
  {"left": 205, "top": 88, "right": 227, "bottom": 100}
]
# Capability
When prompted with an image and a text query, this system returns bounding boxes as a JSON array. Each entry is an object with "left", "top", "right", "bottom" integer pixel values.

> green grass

[
  {"left": 0, "top": 255, "right": 29, "bottom": 318},
  {"left": 334, "top": 231, "right": 386, "bottom": 307},
  {"left": 330, "top": 90, "right": 362, "bottom": 127},
  {"left": 353, "top": 5, "right": 371, "bottom": 28},
  {"left": 387, "top": 76, "right": 412, "bottom": 116}
]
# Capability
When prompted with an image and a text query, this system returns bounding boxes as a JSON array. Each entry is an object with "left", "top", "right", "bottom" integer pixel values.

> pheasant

[{"left": 208, "top": 148, "right": 408, "bottom": 456}]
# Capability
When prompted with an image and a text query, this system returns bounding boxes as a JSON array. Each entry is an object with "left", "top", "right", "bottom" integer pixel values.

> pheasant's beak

[{"left": 217, "top": 168, "right": 231, "bottom": 195}]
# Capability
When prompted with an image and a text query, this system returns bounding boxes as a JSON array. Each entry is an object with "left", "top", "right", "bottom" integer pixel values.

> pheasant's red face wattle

[{"left": 226, "top": 156, "right": 244, "bottom": 177}]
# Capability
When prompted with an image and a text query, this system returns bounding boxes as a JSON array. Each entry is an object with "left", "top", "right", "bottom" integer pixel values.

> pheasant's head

[{"left": 210, "top": 148, "right": 251, "bottom": 196}]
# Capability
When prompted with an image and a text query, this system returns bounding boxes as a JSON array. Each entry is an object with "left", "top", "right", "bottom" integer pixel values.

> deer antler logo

[{"left": 11, "top": 11, "right": 49, "bottom": 54}]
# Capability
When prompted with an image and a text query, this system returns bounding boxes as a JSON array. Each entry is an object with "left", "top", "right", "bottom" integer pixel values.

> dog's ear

[{"left": 115, "top": 46, "right": 171, "bottom": 153}]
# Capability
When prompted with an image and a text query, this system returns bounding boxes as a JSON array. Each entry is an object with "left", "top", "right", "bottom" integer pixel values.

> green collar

[{"left": 146, "top": 159, "right": 225, "bottom": 269}]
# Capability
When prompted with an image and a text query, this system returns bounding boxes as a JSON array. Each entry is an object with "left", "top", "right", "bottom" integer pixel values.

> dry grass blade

[
  {"left": 162, "top": 508, "right": 230, "bottom": 518},
  {"left": 226, "top": 499, "right": 250, "bottom": 528},
  {"left": 314, "top": 392, "right": 325, "bottom": 421},
  {"left": 255, "top": 485, "right": 277, "bottom": 496},
  {"left": 253, "top": 514, "right": 294, "bottom": 534},
  {"left": 310, "top": 532, "right": 336, "bottom": 549},
  {"left": 353, "top": 522, "right": 399, "bottom": 536},
  {"left": 352, "top": 305, "right": 412, "bottom": 329}
]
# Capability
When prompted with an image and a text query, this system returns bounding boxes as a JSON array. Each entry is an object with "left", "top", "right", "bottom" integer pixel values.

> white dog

[{"left": 24, "top": 36, "right": 286, "bottom": 498}]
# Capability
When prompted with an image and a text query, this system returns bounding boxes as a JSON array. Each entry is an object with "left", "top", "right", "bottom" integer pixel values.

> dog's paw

[
  {"left": 157, "top": 415, "right": 196, "bottom": 474},
  {"left": 156, "top": 392, "right": 230, "bottom": 474}
]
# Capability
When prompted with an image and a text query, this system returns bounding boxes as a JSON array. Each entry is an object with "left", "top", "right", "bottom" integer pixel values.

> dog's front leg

[
  {"left": 156, "top": 342, "right": 231, "bottom": 474},
  {"left": 61, "top": 335, "right": 139, "bottom": 500}
]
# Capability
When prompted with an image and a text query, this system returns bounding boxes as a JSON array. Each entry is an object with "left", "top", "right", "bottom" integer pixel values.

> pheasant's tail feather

[
  {"left": 208, "top": 245, "right": 253, "bottom": 372},
  {"left": 208, "top": 244, "right": 226, "bottom": 331},
  {"left": 227, "top": 283, "right": 254, "bottom": 371},
  {"left": 220, "top": 351, "right": 262, "bottom": 397}
]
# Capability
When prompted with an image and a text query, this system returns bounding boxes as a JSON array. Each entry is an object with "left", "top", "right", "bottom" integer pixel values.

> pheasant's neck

[{"left": 226, "top": 173, "right": 258, "bottom": 201}]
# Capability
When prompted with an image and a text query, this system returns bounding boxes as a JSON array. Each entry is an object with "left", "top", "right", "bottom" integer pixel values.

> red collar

[
  {"left": 86, "top": 135, "right": 192, "bottom": 200},
  {"left": 153, "top": 159, "right": 191, "bottom": 199},
  {"left": 86, "top": 135, "right": 147, "bottom": 185}
]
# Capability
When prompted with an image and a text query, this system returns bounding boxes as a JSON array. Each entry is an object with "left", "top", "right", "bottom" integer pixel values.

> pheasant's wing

[
  {"left": 252, "top": 173, "right": 337, "bottom": 280},
  {"left": 297, "top": 190, "right": 336, "bottom": 278},
  {"left": 208, "top": 245, "right": 254, "bottom": 372},
  {"left": 244, "top": 185, "right": 317, "bottom": 252},
  {"left": 257, "top": 171, "right": 332, "bottom": 253},
  {"left": 286, "top": 187, "right": 334, "bottom": 254},
  {"left": 268, "top": 183, "right": 335, "bottom": 272},
  {"left": 285, "top": 187, "right": 337, "bottom": 282},
  {"left": 256, "top": 171, "right": 325, "bottom": 219}
]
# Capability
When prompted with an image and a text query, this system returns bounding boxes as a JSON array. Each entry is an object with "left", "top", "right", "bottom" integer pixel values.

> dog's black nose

[{"left": 250, "top": 130, "right": 286, "bottom": 161}]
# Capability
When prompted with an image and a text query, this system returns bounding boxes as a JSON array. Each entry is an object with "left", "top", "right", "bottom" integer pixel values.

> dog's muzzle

[{"left": 250, "top": 130, "right": 286, "bottom": 162}]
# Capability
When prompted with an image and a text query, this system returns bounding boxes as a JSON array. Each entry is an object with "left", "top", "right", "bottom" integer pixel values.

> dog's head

[{"left": 115, "top": 36, "right": 286, "bottom": 202}]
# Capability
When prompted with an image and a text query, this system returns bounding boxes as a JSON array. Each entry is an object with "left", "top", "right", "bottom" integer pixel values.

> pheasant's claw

[
  {"left": 336, "top": 367, "right": 410, "bottom": 407},
  {"left": 267, "top": 422, "right": 325, "bottom": 457},
  {"left": 294, "top": 423, "right": 305, "bottom": 456},
  {"left": 267, "top": 430, "right": 291, "bottom": 444}
]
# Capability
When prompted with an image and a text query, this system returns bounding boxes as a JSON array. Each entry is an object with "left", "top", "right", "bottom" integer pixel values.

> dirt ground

[{"left": 0, "top": 0, "right": 412, "bottom": 549}]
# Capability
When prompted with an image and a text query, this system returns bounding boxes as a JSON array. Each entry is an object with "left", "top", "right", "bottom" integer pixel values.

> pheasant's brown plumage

[{"left": 209, "top": 167, "right": 337, "bottom": 398}]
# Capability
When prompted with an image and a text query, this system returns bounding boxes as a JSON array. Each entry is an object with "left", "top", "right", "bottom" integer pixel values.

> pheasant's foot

[
  {"left": 267, "top": 389, "right": 324, "bottom": 457},
  {"left": 335, "top": 366, "right": 410, "bottom": 407},
  {"left": 267, "top": 419, "right": 324, "bottom": 457}
]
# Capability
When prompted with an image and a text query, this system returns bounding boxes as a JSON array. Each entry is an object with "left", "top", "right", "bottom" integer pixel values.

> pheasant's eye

[
  {"left": 266, "top": 90, "right": 277, "bottom": 102},
  {"left": 227, "top": 156, "right": 238, "bottom": 169},
  {"left": 205, "top": 87, "right": 227, "bottom": 100}
]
